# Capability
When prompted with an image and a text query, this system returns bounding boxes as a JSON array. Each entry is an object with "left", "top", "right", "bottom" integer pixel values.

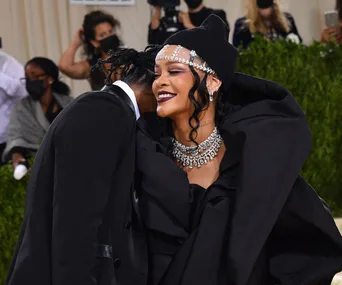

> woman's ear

[
  {"left": 206, "top": 74, "right": 222, "bottom": 95},
  {"left": 47, "top": 76, "right": 54, "bottom": 85}
]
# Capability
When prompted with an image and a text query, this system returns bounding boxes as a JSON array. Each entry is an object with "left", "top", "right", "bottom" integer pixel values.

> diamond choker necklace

[{"left": 172, "top": 127, "right": 223, "bottom": 169}]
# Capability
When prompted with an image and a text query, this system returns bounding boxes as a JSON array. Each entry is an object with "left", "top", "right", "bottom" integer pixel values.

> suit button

[
  {"left": 124, "top": 220, "right": 132, "bottom": 229},
  {"left": 113, "top": 258, "right": 121, "bottom": 268}
]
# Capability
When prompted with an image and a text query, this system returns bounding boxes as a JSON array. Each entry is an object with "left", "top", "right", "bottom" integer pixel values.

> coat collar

[{"left": 101, "top": 84, "right": 136, "bottom": 118}]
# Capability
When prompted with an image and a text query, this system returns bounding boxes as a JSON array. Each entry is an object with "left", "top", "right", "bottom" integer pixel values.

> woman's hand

[
  {"left": 12, "top": 152, "right": 26, "bottom": 169},
  {"left": 321, "top": 27, "right": 339, "bottom": 42},
  {"left": 72, "top": 28, "right": 84, "bottom": 48}
]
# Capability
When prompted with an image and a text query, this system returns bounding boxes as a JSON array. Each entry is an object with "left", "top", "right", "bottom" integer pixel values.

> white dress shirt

[
  {"left": 113, "top": 80, "right": 140, "bottom": 120},
  {"left": 0, "top": 51, "right": 27, "bottom": 144}
]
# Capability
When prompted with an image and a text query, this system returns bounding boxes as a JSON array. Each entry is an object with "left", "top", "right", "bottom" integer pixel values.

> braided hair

[{"left": 92, "top": 45, "right": 161, "bottom": 88}]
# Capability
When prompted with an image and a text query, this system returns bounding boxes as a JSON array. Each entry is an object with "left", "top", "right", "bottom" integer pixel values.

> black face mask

[
  {"left": 99, "top": 34, "right": 121, "bottom": 54},
  {"left": 185, "top": 0, "right": 202, "bottom": 9},
  {"left": 26, "top": 79, "right": 46, "bottom": 101}
]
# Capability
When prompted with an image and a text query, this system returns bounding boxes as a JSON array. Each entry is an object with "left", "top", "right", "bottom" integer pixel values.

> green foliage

[
  {"left": 237, "top": 37, "right": 342, "bottom": 216},
  {"left": 0, "top": 163, "right": 28, "bottom": 284},
  {"left": 0, "top": 38, "right": 342, "bottom": 283}
]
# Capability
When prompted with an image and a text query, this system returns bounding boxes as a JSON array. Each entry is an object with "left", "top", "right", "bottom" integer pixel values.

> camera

[
  {"left": 148, "top": 0, "right": 182, "bottom": 44},
  {"left": 163, "top": 7, "right": 181, "bottom": 33},
  {"left": 150, "top": 0, "right": 181, "bottom": 33}
]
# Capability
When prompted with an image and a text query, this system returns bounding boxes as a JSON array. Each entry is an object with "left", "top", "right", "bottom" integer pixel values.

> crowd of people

[
  {"left": 2, "top": 0, "right": 341, "bottom": 170},
  {"left": 1, "top": 0, "right": 342, "bottom": 284}
]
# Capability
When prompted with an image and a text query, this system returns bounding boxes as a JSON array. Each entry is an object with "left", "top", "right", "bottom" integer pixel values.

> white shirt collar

[{"left": 113, "top": 80, "right": 140, "bottom": 120}]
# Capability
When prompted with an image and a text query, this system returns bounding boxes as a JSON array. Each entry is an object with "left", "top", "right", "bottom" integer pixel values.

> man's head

[
  {"left": 257, "top": 0, "right": 274, "bottom": 19},
  {"left": 94, "top": 46, "right": 161, "bottom": 113}
]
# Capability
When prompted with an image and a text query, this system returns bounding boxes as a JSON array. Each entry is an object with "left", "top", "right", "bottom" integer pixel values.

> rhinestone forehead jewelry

[
  {"left": 156, "top": 45, "right": 215, "bottom": 75},
  {"left": 172, "top": 127, "right": 223, "bottom": 169}
]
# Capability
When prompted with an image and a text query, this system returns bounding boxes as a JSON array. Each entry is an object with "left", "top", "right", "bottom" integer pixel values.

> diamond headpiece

[{"left": 156, "top": 45, "right": 215, "bottom": 75}]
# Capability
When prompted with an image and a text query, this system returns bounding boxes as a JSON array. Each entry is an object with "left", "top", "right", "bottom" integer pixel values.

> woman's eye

[
  {"left": 169, "top": 70, "right": 180, "bottom": 75},
  {"left": 154, "top": 73, "right": 161, "bottom": 78}
]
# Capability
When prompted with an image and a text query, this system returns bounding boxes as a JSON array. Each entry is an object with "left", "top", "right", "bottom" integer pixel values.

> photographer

[
  {"left": 148, "top": 0, "right": 229, "bottom": 45},
  {"left": 233, "top": 0, "right": 302, "bottom": 49}
]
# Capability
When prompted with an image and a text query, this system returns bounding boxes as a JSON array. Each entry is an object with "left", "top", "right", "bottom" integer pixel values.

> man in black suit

[{"left": 5, "top": 46, "right": 160, "bottom": 285}]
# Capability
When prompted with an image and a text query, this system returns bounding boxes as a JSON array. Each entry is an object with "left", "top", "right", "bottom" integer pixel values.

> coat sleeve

[
  {"left": 51, "top": 92, "right": 135, "bottom": 285},
  {"left": 148, "top": 24, "right": 165, "bottom": 45},
  {"left": 232, "top": 18, "right": 252, "bottom": 49},
  {"left": 0, "top": 71, "right": 27, "bottom": 99}
]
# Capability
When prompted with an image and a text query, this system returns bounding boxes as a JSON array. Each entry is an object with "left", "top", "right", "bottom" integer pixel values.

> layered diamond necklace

[{"left": 171, "top": 127, "right": 223, "bottom": 169}]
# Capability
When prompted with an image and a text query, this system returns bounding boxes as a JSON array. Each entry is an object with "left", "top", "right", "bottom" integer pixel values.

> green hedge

[
  {"left": 236, "top": 37, "right": 342, "bottom": 215},
  {"left": 0, "top": 163, "right": 28, "bottom": 283},
  {"left": 1, "top": 38, "right": 342, "bottom": 283}
]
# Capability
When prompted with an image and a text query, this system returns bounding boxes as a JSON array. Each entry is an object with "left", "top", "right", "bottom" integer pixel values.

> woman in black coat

[{"left": 134, "top": 15, "right": 342, "bottom": 285}]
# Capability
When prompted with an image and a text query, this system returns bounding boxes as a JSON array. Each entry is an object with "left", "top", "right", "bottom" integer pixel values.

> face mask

[
  {"left": 26, "top": 79, "right": 46, "bottom": 101},
  {"left": 185, "top": 0, "right": 202, "bottom": 9},
  {"left": 99, "top": 34, "right": 121, "bottom": 54}
]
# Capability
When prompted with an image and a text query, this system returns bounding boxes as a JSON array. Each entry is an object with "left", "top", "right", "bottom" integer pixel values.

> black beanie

[
  {"left": 257, "top": 0, "right": 274, "bottom": 8},
  {"left": 164, "top": 14, "right": 238, "bottom": 90}
]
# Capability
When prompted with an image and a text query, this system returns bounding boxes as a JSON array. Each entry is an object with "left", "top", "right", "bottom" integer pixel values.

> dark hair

[
  {"left": 178, "top": 67, "right": 225, "bottom": 146},
  {"left": 25, "top": 57, "right": 70, "bottom": 96},
  {"left": 93, "top": 45, "right": 161, "bottom": 88},
  {"left": 82, "top": 10, "right": 121, "bottom": 58},
  {"left": 337, "top": 0, "right": 342, "bottom": 20}
]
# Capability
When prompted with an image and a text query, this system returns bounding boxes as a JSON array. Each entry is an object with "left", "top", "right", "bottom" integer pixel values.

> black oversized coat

[
  {"left": 135, "top": 73, "right": 342, "bottom": 285},
  {"left": 6, "top": 85, "right": 148, "bottom": 285}
]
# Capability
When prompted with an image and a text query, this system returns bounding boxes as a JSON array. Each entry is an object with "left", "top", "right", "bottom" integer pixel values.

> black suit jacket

[{"left": 6, "top": 85, "right": 148, "bottom": 285}]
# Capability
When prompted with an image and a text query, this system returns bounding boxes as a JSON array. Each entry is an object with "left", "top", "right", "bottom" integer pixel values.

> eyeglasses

[{"left": 20, "top": 73, "right": 47, "bottom": 83}]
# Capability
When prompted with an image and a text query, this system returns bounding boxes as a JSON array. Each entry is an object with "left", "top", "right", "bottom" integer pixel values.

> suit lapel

[{"left": 101, "top": 85, "right": 136, "bottom": 118}]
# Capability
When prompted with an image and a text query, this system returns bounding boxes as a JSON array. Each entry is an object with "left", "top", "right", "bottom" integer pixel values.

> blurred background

[{"left": 0, "top": 0, "right": 336, "bottom": 96}]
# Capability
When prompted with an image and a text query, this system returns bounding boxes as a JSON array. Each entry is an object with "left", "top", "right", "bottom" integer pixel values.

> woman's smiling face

[{"left": 152, "top": 45, "right": 207, "bottom": 119}]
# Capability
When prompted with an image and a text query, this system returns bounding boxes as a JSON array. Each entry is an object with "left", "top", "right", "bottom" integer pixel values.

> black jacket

[
  {"left": 5, "top": 85, "right": 147, "bottom": 285},
  {"left": 233, "top": 13, "right": 302, "bottom": 49},
  {"left": 135, "top": 73, "right": 342, "bottom": 285}
]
